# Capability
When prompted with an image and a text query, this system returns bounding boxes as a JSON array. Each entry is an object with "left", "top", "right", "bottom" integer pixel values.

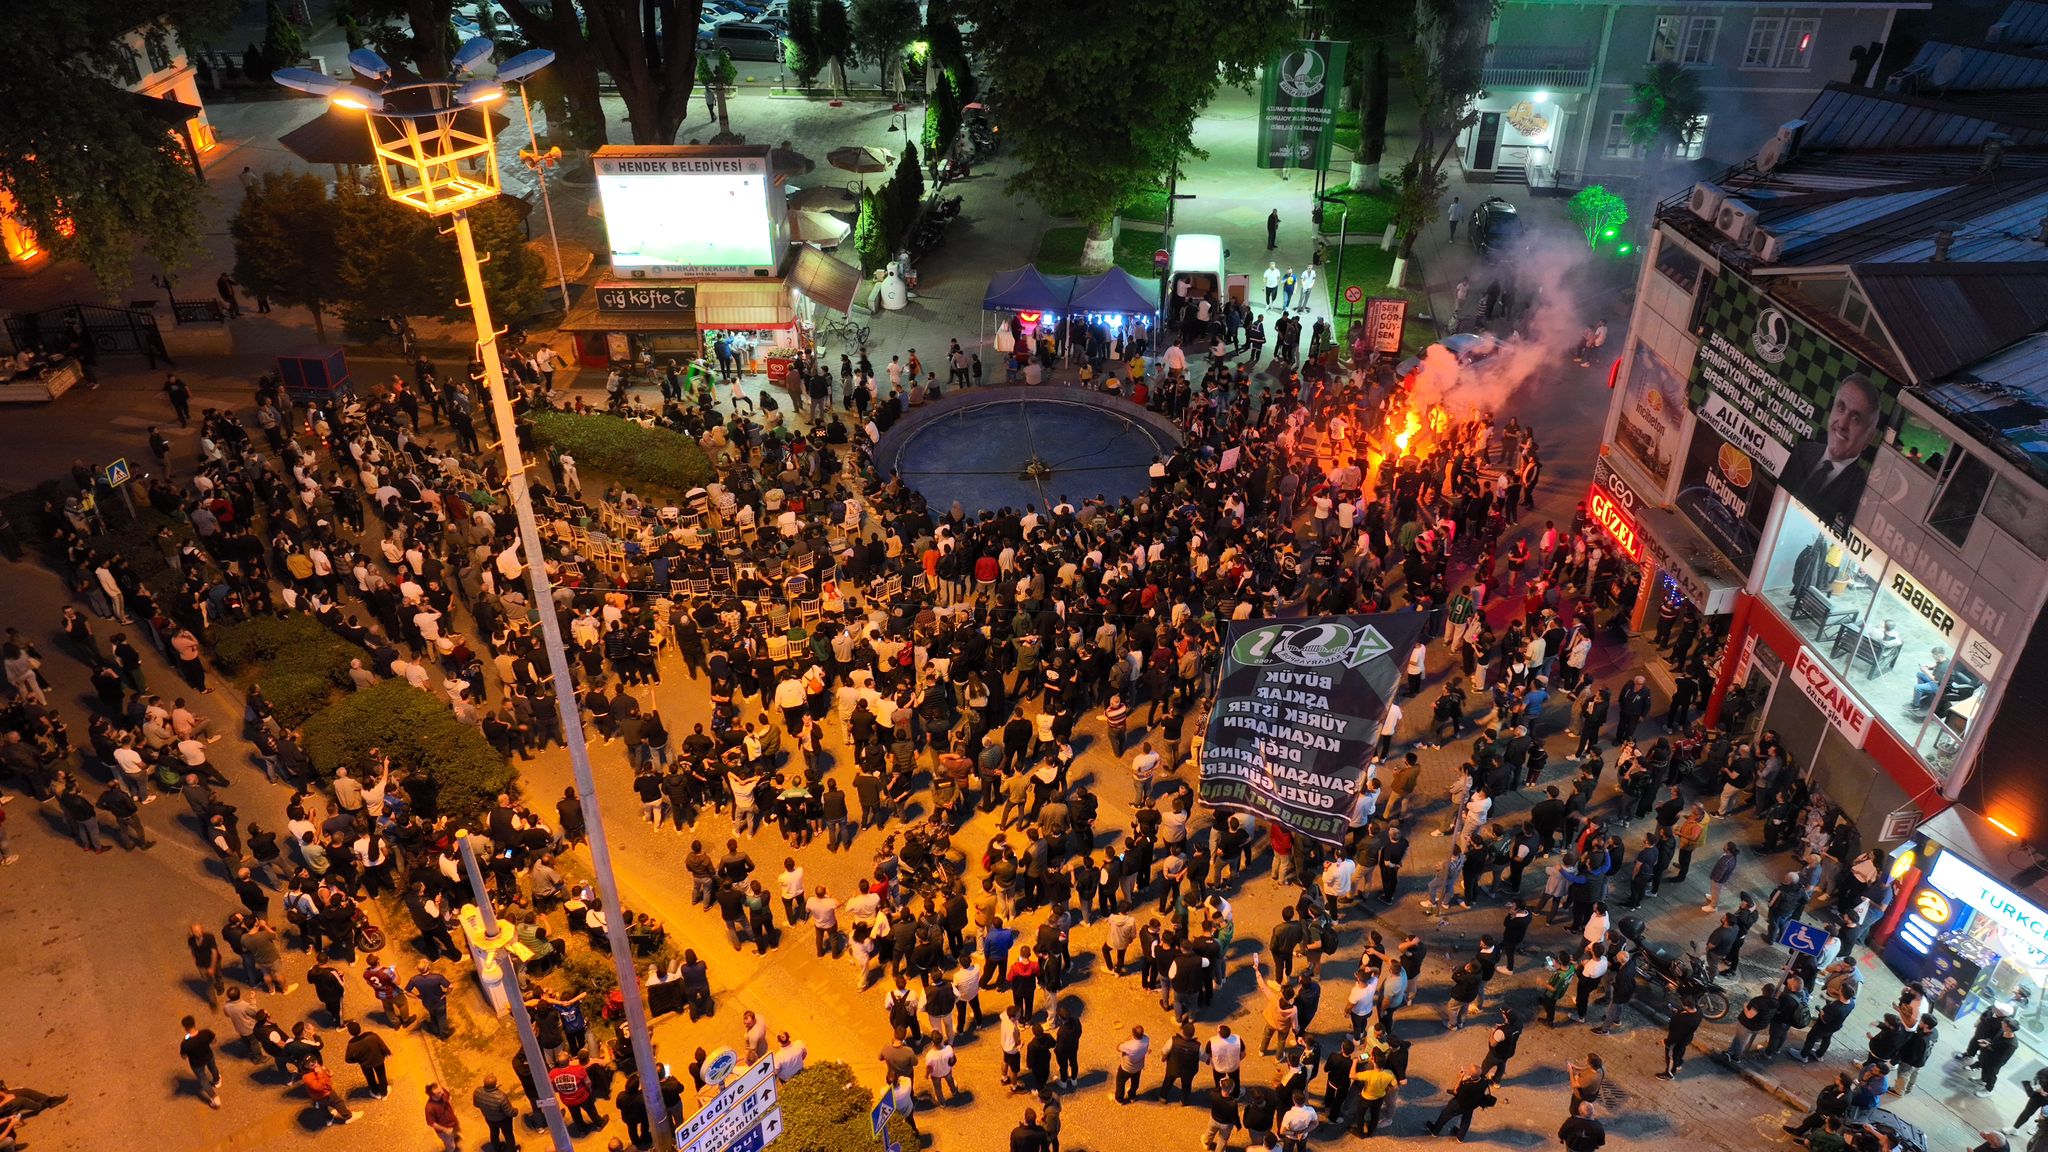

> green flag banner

[{"left": 1257, "top": 39, "right": 1350, "bottom": 171}]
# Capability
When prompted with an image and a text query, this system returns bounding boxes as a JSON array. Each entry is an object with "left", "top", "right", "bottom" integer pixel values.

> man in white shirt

[
  {"left": 1376, "top": 702, "right": 1403, "bottom": 758},
  {"left": 1203, "top": 1024, "right": 1245, "bottom": 1089}
]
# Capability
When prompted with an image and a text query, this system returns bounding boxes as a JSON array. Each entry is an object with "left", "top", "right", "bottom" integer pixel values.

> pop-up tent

[
  {"left": 981, "top": 266, "right": 1077, "bottom": 312},
  {"left": 1068, "top": 267, "right": 1161, "bottom": 316}
]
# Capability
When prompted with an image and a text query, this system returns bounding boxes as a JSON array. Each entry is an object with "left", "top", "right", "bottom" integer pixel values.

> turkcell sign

[
  {"left": 1926, "top": 849, "right": 2048, "bottom": 966},
  {"left": 1791, "top": 645, "right": 1870, "bottom": 748}
]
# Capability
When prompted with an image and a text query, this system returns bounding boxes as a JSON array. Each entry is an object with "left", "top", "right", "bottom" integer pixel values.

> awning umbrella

[
  {"left": 788, "top": 184, "right": 857, "bottom": 212},
  {"left": 826, "top": 145, "right": 894, "bottom": 174},
  {"left": 788, "top": 209, "right": 851, "bottom": 248},
  {"left": 771, "top": 145, "right": 816, "bottom": 178}
]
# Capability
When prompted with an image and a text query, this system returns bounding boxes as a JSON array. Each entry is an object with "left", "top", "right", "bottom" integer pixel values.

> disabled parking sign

[{"left": 1778, "top": 919, "right": 1832, "bottom": 957}]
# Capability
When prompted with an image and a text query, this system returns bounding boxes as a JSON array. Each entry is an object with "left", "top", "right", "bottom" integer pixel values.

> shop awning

[
  {"left": 696, "top": 281, "right": 794, "bottom": 329},
  {"left": 789, "top": 244, "right": 862, "bottom": 315},
  {"left": 1635, "top": 503, "right": 1745, "bottom": 615}
]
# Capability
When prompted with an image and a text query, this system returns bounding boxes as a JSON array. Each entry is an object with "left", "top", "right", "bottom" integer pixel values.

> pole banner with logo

[
  {"left": 1257, "top": 40, "right": 1350, "bottom": 170},
  {"left": 1199, "top": 614, "right": 1424, "bottom": 844},
  {"left": 1364, "top": 297, "right": 1407, "bottom": 356}
]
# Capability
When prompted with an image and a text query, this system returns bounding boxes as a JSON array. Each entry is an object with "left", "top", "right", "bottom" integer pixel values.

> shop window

[
  {"left": 1913, "top": 643, "right": 1993, "bottom": 782},
  {"left": 145, "top": 30, "right": 174, "bottom": 74},
  {"left": 1928, "top": 450, "right": 1993, "bottom": 548},
  {"left": 1983, "top": 473, "right": 2048, "bottom": 560},
  {"left": 1602, "top": 111, "right": 1636, "bottom": 159},
  {"left": 1682, "top": 18, "right": 1720, "bottom": 66},
  {"left": 1649, "top": 15, "right": 1682, "bottom": 63},
  {"left": 1675, "top": 115, "right": 1710, "bottom": 161},
  {"left": 1892, "top": 411, "right": 1955, "bottom": 477},
  {"left": 112, "top": 46, "right": 143, "bottom": 86}
]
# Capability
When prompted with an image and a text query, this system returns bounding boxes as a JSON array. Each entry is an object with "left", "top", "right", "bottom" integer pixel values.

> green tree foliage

[
  {"left": 776, "top": 1063, "right": 919, "bottom": 1152},
  {"left": 698, "top": 48, "right": 739, "bottom": 139},
  {"left": 852, "top": 0, "right": 920, "bottom": 95},
  {"left": 333, "top": 178, "right": 545, "bottom": 335},
  {"left": 210, "top": 614, "right": 366, "bottom": 726},
  {"left": 262, "top": 1, "right": 305, "bottom": 70},
  {"left": 498, "top": 0, "right": 701, "bottom": 146},
  {"left": 852, "top": 188, "right": 889, "bottom": 274},
  {"left": 965, "top": 0, "right": 1293, "bottom": 264},
  {"left": 497, "top": 0, "right": 611, "bottom": 148},
  {"left": 1624, "top": 61, "right": 1708, "bottom": 160},
  {"left": 1568, "top": 185, "right": 1629, "bottom": 248},
  {"left": 815, "top": 0, "right": 857, "bottom": 94},
  {"left": 0, "top": 1, "right": 235, "bottom": 288},
  {"left": 301, "top": 680, "right": 515, "bottom": 822},
  {"left": 922, "top": 3, "right": 974, "bottom": 100},
  {"left": 527, "top": 410, "right": 717, "bottom": 490},
  {"left": 886, "top": 143, "right": 923, "bottom": 227},
  {"left": 784, "top": 0, "right": 824, "bottom": 88},
  {"left": 1394, "top": 0, "right": 1498, "bottom": 260},
  {"left": 922, "top": 70, "right": 962, "bottom": 173},
  {"left": 230, "top": 172, "right": 342, "bottom": 341}
]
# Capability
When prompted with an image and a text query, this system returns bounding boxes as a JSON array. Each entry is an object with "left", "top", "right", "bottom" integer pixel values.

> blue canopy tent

[
  {"left": 981, "top": 266, "right": 1076, "bottom": 364},
  {"left": 1068, "top": 268, "right": 1160, "bottom": 316}
]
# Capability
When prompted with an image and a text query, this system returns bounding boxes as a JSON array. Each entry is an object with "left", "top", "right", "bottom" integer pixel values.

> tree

[
  {"left": 697, "top": 49, "right": 739, "bottom": 141},
  {"left": 1624, "top": 61, "right": 1707, "bottom": 160},
  {"left": 262, "top": 1, "right": 305, "bottom": 70},
  {"left": 0, "top": 1, "right": 235, "bottom": 289},
  {"left": 332, "top": 177, "right": 545, "bottom": 334},
  {"left": 1393, "top": 0, "right": 1497, "bottom": 263},
  {"left": 347, "top": 0, "right": 457, "bottom": 78},
  {"left": 498, "top": 0, "right": 612, "bottom": 148},
  {"left": 852, "top": 0, "right": 920, "bottom": 96},
  {"left": 1328, "top": 2, "right": 1414, "bottom": 189},
  {"left": 852, "top": 188, "right": 888, "bottom": 273},
  {"left": 783, "top": 0, "right": 823, "bottom": 89},
  {"left": 815, "top": 0, "right": 856, "bottom": 95},
  {"left": 966, "top": 0, "right": 1293, "bottom": 270},
  {"left": 922, "top": 70, "right": 962, "bottom": 174},
  {"left": 230, "top": 172, "right": 341, "bottom": 340},
  {"left": 1568, "top": 185, "right": 1629, "bottom": 249},
  {"left": 584, "top": 0, "right": 705, "bottom": 145},
  {"left": 886, "top": 142, "right": 922, "bottom": 226}
]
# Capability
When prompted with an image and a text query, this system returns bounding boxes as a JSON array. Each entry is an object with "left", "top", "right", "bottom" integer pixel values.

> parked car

[
  {"left": 702, "top": 21, "right": 783, "bottom": 61},
  {"left": 1469, "top": 197, "right": 1524, "bottom": 259},
  {"left": 1395, "top": 330, "right": 1500, "bottom": 379}
]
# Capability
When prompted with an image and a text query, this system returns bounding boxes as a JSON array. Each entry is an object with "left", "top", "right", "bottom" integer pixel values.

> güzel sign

[{"left": 1792, "top": 645, "right": 1871, "bottom": 748}]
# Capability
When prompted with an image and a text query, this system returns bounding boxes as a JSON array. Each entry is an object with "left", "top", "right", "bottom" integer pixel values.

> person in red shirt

[
  {"left": 550, "top": 1053, "right": 601, "bottom": 1131},
  {"left": 300, "top": 1056, "right": 358, "bottom": 1125},
  {"left": 424, "top": 1082, "right": 461, "bottom": 1150}
]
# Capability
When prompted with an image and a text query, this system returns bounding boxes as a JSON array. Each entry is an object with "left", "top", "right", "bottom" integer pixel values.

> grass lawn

[
  {"left": 1118, "top": 189, "right": 1170, "bottom": 225},
  {"left": 1317, "top": 182, "right": 1400, "bottom": 236},
  {"left": 1325, "top": 244, "right": 1437, "bottom": 352},
  {"left": 1036, "top": 225, "right": 1165, "bottom": 278}
]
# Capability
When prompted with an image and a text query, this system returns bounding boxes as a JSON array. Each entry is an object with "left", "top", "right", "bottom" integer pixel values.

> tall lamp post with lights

[{"left": 274, "top": 43, "right": 674, "bottom": 1148}]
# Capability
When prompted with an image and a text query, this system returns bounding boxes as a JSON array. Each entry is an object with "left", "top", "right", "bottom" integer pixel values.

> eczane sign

[{"left": 1793, "top": 645, "right": 1871, "bottom": 748}]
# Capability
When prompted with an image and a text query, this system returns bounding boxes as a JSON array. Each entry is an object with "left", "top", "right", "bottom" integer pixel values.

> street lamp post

[
  {"left": 511, "top": 80, "right": 574, "bottom": 312},
  {"left": 276, "top": 43, "right": 674, "bottom": 1150},
  {"left": 457, "top": 832, "right": 575, "bottom": 1152}
]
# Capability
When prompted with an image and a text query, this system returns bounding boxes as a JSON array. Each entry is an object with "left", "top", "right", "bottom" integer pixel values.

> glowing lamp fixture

[
  {"left": 1990, "top": 815, "right": 2021, "bottom": 838},
  {"left": 495, "top": 48, "right": 557, "bottom": 84},
  {"left": 1532, "top": 91, "right": 1550, "bottom": 104},
  {"left": 347, "top": 48, "right": 393, "bottom": 80},
  {"left": 272, "top": 67, "right": 386, "bottom": 111},
  {"left": 455, "top": 79, "right": 506, "bottom": 106},
  {"left": 451, "top": 36, "right": 496, "bottom": 75}
]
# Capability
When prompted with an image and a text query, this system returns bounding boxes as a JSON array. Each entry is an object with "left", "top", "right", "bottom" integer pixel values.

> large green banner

[
  {"left": 1199, "top": 614, "right": 1422, "bottom": 844},
  {"left": 1257, "top": 40, "right": 1350, "bottom": 170}
]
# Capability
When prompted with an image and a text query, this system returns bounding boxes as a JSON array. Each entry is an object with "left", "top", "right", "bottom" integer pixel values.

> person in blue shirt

[
  {"left": 983, "top": 920, "right": 1020, "bottom": 990},
  {"left": 406, "top": 961, "right": 454, "bottom": 1038}
]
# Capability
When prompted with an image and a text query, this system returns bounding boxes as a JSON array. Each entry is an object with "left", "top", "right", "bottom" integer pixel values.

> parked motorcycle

[{"left": 1621, "top": 918, "right": 1729, "bottom": 1020}]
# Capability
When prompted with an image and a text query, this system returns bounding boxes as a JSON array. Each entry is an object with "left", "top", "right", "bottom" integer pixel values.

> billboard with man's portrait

[{"left": 1687, "top": 274, "right": 1901, "bottom": 528}]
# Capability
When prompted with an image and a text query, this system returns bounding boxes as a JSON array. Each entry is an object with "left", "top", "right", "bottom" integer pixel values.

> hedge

[
  {"left": 4, "top": 482, "right": 184, "bottom": 595},
  {"left": 300, "top": 680, "right": 515, "bottom": 822},
  {"left": 527, "top": 411, "right": 715, "bottom": 494},
  {"left": 775, "top": 1062, "right": 918, "bottom": 1152},
  {"left": 211, "top": 614, "right": 366, "bottom": 726}
]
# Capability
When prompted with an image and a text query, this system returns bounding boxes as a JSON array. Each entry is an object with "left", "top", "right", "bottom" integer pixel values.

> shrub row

[
  {"left": 299, "top": 679, "right": 516, "bottom": 822},
  {"left": 527, "top": 411, "right": 716, "bottom": 494},
  {"left": 211, "top": 614, "right": 366, "bottom": 726}
]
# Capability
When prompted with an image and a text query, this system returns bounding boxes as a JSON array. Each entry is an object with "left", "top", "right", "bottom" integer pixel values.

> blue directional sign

[
  {"left": 1778, "top": 919, "right": 1833, "bottom": 958},
  {"left": 870, "top": 1094, "right": 895, "bottom": 1137},
  {"left": 102, "top": 458, "right": 132, "bottom": 488}
]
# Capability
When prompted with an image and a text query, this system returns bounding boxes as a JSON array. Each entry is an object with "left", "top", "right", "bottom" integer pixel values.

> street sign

[
  {"left": 1153, "top": 248, "right": 1170, "bottom": 271},
  {"left": 725, "top": 1108, "right": 784, "bottom": 1152},
  {"left": 675, "top": 1054, "right": 776, "bottom": 1152},
  {"left": 870, "top": 1093, "right": 895, "bottom": 1136},
  {"left": 702, "top": 1047, "right": 740, "bottom": 1085},
  {"left": 102, "top": 458, "right": 132, "bottom": 488},
  {"left": 1343, "top": 285, "right": 1364, "bottom": 304},
  {"left": 1778, "top": 920, "right": 1833, "bottom": 958}
]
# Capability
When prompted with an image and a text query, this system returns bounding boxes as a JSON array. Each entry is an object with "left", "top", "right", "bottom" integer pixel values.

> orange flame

[{"left": 1393, "top": 411, "right": 1421, "bottom": 456}]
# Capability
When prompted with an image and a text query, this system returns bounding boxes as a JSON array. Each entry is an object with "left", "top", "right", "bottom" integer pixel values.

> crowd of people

[{"left": 0, "top": 307, "right": 2005, "bottom": 1152}]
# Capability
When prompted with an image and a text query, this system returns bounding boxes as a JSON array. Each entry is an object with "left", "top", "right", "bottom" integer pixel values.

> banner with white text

[{"left": 1199, "top": 614, "right": 1423, "bottom": 844}]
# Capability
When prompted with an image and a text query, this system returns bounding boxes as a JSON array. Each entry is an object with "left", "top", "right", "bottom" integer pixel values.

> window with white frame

[
  {"left": 1676, "top": 114, "right": 1711, "bottom": 160},
  {"left": 1682, "top": 17, "right": 1720, "bottom": 65},
  {"left": 1744, "top": 16, "right": 1819, "bottom": 68},
  {"left": 1650, "top": 15, "right": 1682, "bottom": 63},
  {"left": 1603, "top": 111, "right": 1636, "bottom": 158}
]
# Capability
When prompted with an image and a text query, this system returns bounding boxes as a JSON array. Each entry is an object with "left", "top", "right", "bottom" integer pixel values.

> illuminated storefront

[{"left": 1886, "top": 809, "right": 2048, "bottom": 1038}]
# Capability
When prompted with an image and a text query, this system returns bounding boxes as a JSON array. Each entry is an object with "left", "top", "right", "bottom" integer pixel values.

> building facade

[
  {"left": 1467, "top": 1, "right": 1920, "bottom": 190},
  {"left": 1595, "top": 81, "right": 2048, "bottom": 843}
]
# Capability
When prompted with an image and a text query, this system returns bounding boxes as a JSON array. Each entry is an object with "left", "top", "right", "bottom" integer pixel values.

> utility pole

[{"left": 457, "top": 832, "right": 575, "bottom": 1152}]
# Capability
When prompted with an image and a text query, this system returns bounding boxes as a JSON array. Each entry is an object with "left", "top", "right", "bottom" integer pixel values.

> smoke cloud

[{"left": 1407, "top": 231, "right": 1598, "bottom": 418}]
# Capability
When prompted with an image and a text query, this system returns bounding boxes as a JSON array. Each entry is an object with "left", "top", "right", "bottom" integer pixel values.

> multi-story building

[
  {"left": 1594, "top": 68, "right": 2048, "bottom": 1007},
  {"left": 1466, "top": 1, "right": 1923, "bottom": 190}
]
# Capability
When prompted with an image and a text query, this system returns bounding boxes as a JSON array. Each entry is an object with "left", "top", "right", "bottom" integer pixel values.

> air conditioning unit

[
  {"left": 1716, "top": 199, "right": 1759, "bottom": 244},
  {"left": 1756, "top": 137, "right": 1789, "bottom": 173},
  {"left": 1776, "top": 119, "right": 1809, "bottom": 146},
  {"left": 1689, "top": 181, "right": 1727, "bottom": 221},
  {"left": 1750, "top": 228, "right": 1786, "bottom": 263}
]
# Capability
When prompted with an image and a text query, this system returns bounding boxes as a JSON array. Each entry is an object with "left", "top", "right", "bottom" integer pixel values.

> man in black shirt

[
  {"left": 1658, "top": 995, "right": 1702, "bottom": 1080},
  {"left": 1424, "top": 1064, "right": 1495, "bottom": 1140},
  {"left": 1558, "top": 1100, "right": 1606, "bottom": 1151},
  {"left": 180, "top": 1016, "right": 222, "bottom": 1108}
]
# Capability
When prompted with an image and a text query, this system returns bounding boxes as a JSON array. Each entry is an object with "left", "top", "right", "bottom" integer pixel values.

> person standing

[
  {"left": 180, "top": 1015, "right": 223, "bottom": 1109},
  {"left": 1658, "top": 995, "right": 1702, "bottom": 1080},
  {"left": 1267, "top": 210, "right": 1281, "bottom": 250},
  {"left": 472, "top": 1074, "right": 520, "bottom": 1152},
  {"left": 301, "top": 1055, "right": 359, "bottom": 1125},
  {"left": 408, "top": 961, "right": 454, "bottom": 1038},
  {"left": 1425, "top": 1064, "right": 1496, "bottom": 1140},
  {"left": 1558, "top": 1099, "right": 1606, "bottom": 1152},
  {"left": 1114, "top": 1024, "right": 1151, "bottom": 1104},
  {"left": 1447, "top": 197, "right": 1463, "bottom": 240},
  {"left": 344, "top": 1020, "right": 392, "bottom": 1098},
  {"left": 424, "top": 1083, "right": 462, "bottom": 1151},
  {"left": 1725, "top": 983, "right": 1777, "bottom": 1065}
]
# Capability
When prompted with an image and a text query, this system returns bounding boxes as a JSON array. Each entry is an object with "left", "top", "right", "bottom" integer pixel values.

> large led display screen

[{"left": 594, "top": 146, "right": 786, "bottom": 278}]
